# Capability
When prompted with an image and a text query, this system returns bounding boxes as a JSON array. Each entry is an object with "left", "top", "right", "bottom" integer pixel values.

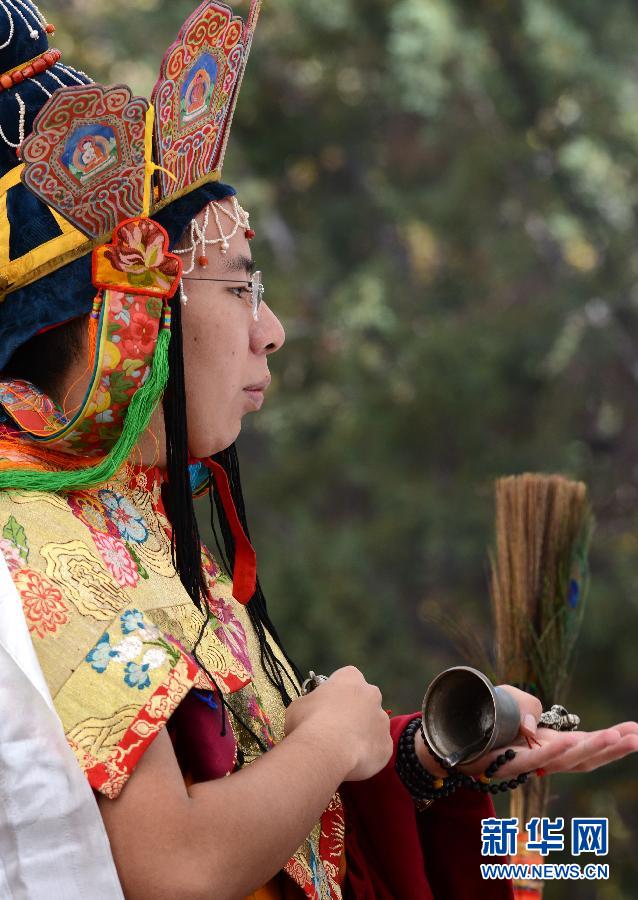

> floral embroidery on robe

[{"left": 0, "top": 464, "right": 344, "bottom": 900}]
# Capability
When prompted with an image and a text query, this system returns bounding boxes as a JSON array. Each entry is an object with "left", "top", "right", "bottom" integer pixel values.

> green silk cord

[{"left": 0, "top": 327, "right": 171, "bottom": 492}]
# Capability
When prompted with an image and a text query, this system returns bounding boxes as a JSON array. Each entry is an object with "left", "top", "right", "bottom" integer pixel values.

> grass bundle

[
  {"left": 490, "top": 473, "right": 594, "bottom": 895},
  {"left": 491, "top": 473, "right": 593, "bottom": 708}
]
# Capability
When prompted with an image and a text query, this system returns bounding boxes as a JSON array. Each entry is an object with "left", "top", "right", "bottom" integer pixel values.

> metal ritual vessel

[{"left": 421, "top": 666, "right": 521, "bottom": 767}]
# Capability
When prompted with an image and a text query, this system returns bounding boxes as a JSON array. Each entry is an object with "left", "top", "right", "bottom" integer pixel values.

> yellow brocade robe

[{"left": 0, "top": 463, "right": 345, "bottom": 900}]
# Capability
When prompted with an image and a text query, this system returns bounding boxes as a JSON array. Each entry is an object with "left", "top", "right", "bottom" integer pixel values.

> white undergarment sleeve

[{"left": 0, "top": 551, "right": 124, "bottom": 899}]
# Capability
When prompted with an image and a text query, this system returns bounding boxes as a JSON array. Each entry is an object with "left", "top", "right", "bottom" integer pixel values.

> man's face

[{"left": 180, "top": 198, "right": 285, "bottom": 458}]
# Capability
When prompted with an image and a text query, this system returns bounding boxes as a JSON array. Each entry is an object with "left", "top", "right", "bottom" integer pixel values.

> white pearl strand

[
  {"left": 13, "top": 0, "right": 47, "bottom": 29},
  {"left": 30, "top": 77, "right": 51, "bottom": 98},
  {"left": 0, "top": 90, "right": 25, "bottom": 148},
  {"left": 6, "top": 0, "right": 42, "bottom": 40},
  {"left": 57, "top": 62, "right": 91, "bottom": 84},
  {"left": 45, "top": 67, "right": 69, "bottom": 89},
  {"left": 0, "top": 0, "right": 15, "bottom": 49},
  {"left": 175, "top": 198, "right": 252, "bottom": 305}
]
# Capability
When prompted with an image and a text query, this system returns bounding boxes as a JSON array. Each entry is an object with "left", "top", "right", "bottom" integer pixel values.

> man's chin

[{"left": 188, "top": 424, "right": 242, "bottom": 460}]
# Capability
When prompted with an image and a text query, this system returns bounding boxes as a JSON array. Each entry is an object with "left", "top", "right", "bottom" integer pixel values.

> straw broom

[{"left": 490, "top": 474, "right": 593, "bottom": 898}]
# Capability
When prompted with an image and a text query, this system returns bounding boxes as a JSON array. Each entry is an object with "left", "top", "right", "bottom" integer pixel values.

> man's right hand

[{"left": 285, "top": 665, "right": 393, "bottom": 782}]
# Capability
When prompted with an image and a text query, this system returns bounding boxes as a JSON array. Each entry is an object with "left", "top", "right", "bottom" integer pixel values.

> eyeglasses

[{"left": 182, "top": 270, "right": 264, "bottom": 320}]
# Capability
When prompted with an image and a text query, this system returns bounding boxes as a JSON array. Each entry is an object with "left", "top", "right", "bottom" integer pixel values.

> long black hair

[{"left": 162, "top": 292, "right": 301, "bottom": 746}]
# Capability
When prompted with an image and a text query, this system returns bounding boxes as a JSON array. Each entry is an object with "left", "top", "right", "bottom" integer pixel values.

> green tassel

[{"left": 0, "top": 327, "right": 171, "bottom": 493}]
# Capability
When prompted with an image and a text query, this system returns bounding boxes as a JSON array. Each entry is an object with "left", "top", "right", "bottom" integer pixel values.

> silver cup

[{"left": 421, "top": 666, "right": 521, "bottom": 767}]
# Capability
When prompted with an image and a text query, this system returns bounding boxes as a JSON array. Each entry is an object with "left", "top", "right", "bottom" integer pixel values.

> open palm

[
  {"left": 461, "top": 721, "right": 638, "bottom": 779},
  {"left": 464, "top": 685, "right": 638, "bottom": 778},
  {"left": 417, "top": 685, "right": 638, "bottom": 780}
]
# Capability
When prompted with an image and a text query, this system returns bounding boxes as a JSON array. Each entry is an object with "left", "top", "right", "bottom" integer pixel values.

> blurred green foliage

[{"left": 57, "top": 0, "right": 637, "bottom": 894}]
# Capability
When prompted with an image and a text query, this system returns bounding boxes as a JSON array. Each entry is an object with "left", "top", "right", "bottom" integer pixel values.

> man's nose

[{"left": 252, "top": 302, "right": 285, "bottom": 354}]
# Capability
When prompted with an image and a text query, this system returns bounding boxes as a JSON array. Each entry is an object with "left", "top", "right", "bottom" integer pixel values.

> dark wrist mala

[
  {"left": 395, "top": 716, "right": 530, "bottom": 810},
  {"left": 396, "top": 718, "right": 459, "bottom": 808}
]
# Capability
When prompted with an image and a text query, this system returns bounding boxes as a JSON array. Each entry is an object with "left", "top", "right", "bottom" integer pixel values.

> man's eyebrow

[{"left": 223, "top": 254, "right": 255, "bottom": 276}]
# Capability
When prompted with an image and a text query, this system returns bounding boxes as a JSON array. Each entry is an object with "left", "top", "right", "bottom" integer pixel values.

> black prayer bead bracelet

[{"left": 395, "top": 716, "right": 530, "bottom": 808}]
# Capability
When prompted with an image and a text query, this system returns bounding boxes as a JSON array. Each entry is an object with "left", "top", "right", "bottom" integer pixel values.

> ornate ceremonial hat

[{"left": 0, "top": 0, "right": 261, "bottom": 487}]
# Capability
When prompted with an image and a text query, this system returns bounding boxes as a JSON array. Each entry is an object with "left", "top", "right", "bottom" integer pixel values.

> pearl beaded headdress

[
  {"left": 175, "top": 197, "right": 255, "bottom": 273},
  {"left": 174, "top": 197, "right": 256, "bottom": 305}
]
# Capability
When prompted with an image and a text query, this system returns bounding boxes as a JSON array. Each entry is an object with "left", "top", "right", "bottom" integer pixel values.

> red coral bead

[
  {"left": 33, "top": 58, "right": 47, "bottom": 74},
  {"left": 53, "top": 49, "right": 62, "bottom": 62},
  {"left": 245, "top": 229, "right": 256, "bottom": 240},
  {"left": 0, "top": 74, "right": 13, "bottom": 89},
  {"left": 12, "top": 70, "right": 24, "bottom": 84},
  {"left": 198, "top": 255, "right": 209, "bottom": 268},
  {"left": 45, "top": 24, "right": 56, "bottom": 34},
  {"left": 22, "top": 66, "right": 34, "bottom": 79},
  {"left": 43, "top": 51, "right": 55, "bottom": 66}
]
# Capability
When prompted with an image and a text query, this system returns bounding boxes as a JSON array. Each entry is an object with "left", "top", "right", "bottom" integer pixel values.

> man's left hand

[{"left": 414, "top": 685, "right": 638, "bottom": 779}]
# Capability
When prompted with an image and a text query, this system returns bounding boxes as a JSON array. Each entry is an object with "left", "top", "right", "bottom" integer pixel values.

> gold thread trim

[
  {"left": 0, "top": 232, "right": 96, "bottom": 301},
  {"left": 0, "top": 189, "right": 9, "bottom": 269},
  {"left": 48, "top": 206, "right": 79, "bottom": 236},
  {"left": 0, "top": 163, "right": 25, "bottom": 194}
]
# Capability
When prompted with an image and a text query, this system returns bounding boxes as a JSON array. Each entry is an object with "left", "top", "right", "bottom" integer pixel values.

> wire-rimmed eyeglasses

[{"left": 182, "top": 270, "right": 264, "bottom": 320}]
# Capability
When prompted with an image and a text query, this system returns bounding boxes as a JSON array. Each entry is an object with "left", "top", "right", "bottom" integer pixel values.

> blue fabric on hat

[
  {"left": 0, "top": 180, "right": 236, "bottom": 370},
  {"left": 0, "top": 1, "right": 48, "bottom": 73},
  {"left": 7, "top": 181, "right": 60, "bottom": 256}
]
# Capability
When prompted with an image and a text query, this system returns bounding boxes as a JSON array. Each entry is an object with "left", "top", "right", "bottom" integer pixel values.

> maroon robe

[
  {"left": 341, "top": 714, "right": 515, "bottom": 899},
  {"left": 169, "top": 696, "right": 514, "bottom": 899}
]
